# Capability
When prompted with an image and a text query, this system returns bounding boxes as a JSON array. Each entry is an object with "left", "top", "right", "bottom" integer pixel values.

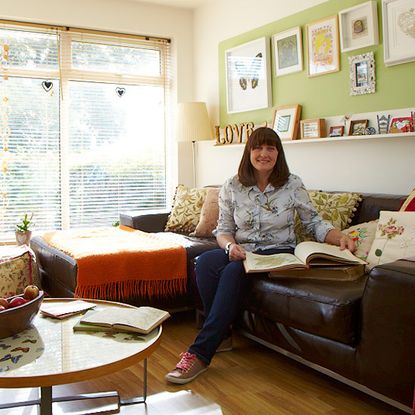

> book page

[
  {"left": 80, "top": 306, "right": 170, "bottom": 334},
  {"left": 244, "top": 251, "right": 305, "bottom": 273},
  {"left": 294, "top": 241, "right": 366, "bottom": 265},
  {"left": 40, "top": 300, "right": 96, "bottom": 318}
]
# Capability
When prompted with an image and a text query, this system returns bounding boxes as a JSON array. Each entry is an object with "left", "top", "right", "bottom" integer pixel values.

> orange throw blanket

[{"left": 42, "top": 227, "right": 187, "bottom": 300}]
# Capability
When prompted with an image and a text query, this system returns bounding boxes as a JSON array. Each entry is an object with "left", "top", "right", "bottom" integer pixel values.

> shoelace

[{"left": 176, "top": 352, "right": 196, "bottom": 372}]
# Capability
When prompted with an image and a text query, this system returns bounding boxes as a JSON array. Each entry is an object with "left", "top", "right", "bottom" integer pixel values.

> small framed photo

[
  {"left": 349, "top": 52, "right": 376, "bottom": 96},
  {"left": 389, "top": 116, "right": 414, "bottom": 133},
  {"left": 382, "top": 0, "right": 415, "bottom": 66},
  {"left": 339, "top": 1, "right": 379, "bottom": 52},
  {"left": 225, "top": 37, "right": 272, "bottom": 113},
  {"left": 272, "top": 27, "right": 303, "bottom": 77},
  {"left": 329, "top": 125, "right": 345, "bottom": 137},
  {"left": 349, "top": 119, "right": 369, "bottom": 135},
  {"left": 300, "top": 119, "right": 326, "bottom": 139},
  {"left": 271, "top": 104, "right": 302, "bottom": 140},
  {"left": 306, "top": 15, "right": 340, "bottom": 77}
]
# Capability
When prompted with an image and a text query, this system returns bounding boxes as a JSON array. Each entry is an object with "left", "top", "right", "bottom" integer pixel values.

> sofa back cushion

[{"left": 191, "top": 188, "right": 220, "bottom": 238}]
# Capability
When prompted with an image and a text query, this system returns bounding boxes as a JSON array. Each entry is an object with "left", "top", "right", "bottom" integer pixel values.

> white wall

[{"left": 192, "top": 0, "right": 415, "bottom": 195}]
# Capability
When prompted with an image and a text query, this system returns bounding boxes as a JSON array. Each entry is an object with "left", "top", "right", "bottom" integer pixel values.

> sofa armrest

[
  {"left": 358, "top": 260, "right": 415, "bottom": 406},
  {"left": 120, "top": 211, "right": 170, "bottom": 232}
]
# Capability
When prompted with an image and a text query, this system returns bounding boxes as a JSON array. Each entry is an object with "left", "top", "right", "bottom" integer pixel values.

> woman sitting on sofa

[{"left": 166, "top": 127, "right": 355, "bottom": 384}]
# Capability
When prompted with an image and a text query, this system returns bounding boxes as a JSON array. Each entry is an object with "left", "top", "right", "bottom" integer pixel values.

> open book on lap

[
  {"left": 74, "top": 306, "right": 170, "bottom": 335},
  {"left": 244, "top": 241, "right": 366, "bottom": 273}
]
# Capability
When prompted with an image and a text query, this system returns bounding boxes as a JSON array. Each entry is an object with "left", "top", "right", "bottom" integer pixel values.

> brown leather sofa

[{"left": 31, "top": 192, "right": 415, "bottom": 412}]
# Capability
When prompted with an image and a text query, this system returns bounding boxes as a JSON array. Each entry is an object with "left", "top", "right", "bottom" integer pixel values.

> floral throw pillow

[
  {"left": 192, "top": 188, "right": 219, "bottom": 238},
  {"left": 343, "top": 220, "right": 378, "bottom": 261},
  {"left": 165, "top": 185, "right": 209, "bottom": 234},
  {"left": 295, "top": 191, "right": 362, "bottom": 243},
  {"left": 366, "top": 211, "right": 415, "bottom": 270}
]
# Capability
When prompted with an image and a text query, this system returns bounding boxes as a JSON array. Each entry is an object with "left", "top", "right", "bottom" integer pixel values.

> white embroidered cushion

[{"left": 366, "top": 211, "right": 415, "bottom": 270}]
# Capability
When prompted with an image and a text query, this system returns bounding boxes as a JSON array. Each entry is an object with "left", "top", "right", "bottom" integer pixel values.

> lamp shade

[{"left": 176, "top": 102, "right": 212, "bottom": 142}]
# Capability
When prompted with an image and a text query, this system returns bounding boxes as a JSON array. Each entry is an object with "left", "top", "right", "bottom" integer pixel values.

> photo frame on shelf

[
  {"left": 389, "top": 116, "right": 414, "bottom": 133},
  {"left": 300, "top": 119, "right": 326, "bottom": 139},
  {"left": 349, "top": 119, "right": 369, "bottom": 135},
  {"left": 382, "top": 0, "right": 415, "bottom": 66},
  {"left": 306, "top": 15, "right": 340, "bottom": 77},
  {"left": 349, "top": 52, "right": 376, "bottom": 96},
  {"left": 272, "top": 27, "right": 303, "bottom": 77},
  {"left": 225, "top": 37, "right": 271, "bottom": 113},
  {"left": 329, "top": 125, "right": 345, "bottom": 137},
  {"left": 339, "top": 1, "right": 379, "bottom": 52},
  {"left": 271, "top": 104, "right": 302, "bottom": 140}
]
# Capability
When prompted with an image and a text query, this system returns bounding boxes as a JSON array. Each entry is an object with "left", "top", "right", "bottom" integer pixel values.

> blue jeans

[{"left": 189, "top": 247, "right": 293, "bottom": 365}]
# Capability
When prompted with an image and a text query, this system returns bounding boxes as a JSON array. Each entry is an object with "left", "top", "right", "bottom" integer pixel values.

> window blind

[{"left": 0, "top": 22, "right": 171, "bottom": 240}]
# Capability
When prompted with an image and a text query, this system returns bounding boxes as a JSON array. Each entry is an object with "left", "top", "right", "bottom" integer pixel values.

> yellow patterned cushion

[
  {"left": 343, "top": 220, "right": 378, "bottom": 261},
  {"left": 295, "top": 191, "right": 362, "bottom": 243},
  {"left": 165, "top": 185, "right": 209, "bottom": 234}
]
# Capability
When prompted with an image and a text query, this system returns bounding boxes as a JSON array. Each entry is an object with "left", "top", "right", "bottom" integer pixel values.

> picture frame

[
  {"left": 349, "top": 52, "right": 376, "bottom": 96},
  {"left": 300, "top": 119, "right": 326, "bottom": 139},
  {"left": 338, "top": 1, "right": 379, "bottom": 52},
  {"left": 329, "top": 125, "right": 345, "bottom": 137},
  {"left": 382, "top": 0, "right": 415, "bottom": 66},
  {"left": 271, "top": 104, "right": 302, "bottom": 140},
  {"left": 272, "top": 27, "right": 303, "bottom": 77},
  {"left": 306, "top": 15, "right": 340, "bottom": 77},
  {"left": 349, "top": 119, "right": 369, "bottom": 135},
  {"left": 377, "top": 114, "right": 391, "bottom": 134},
  {"left": 389, "top": 116, "right": 414, "bottom": 133},
  {"left": 225, "top": 37, "right": 272, "bottom": 113}
]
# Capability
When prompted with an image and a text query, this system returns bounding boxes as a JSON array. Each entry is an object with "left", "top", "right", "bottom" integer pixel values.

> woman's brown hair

[{"left": 238, "top": 127, "right": 290, "bottom": 188}]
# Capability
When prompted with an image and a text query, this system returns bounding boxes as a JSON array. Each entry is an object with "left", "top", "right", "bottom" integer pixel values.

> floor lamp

[{"left": 176, "top": 102, "right": 212, "bottom": 187}]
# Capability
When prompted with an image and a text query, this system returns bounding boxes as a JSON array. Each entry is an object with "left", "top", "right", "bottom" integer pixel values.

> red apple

[
  {"left": 0, "top": 298, "right": 8, "bottom": 309},
  {"left": 8, "top": 297, "right": 27, "bottom": 308},
  {"left": 23, "top": 285, "right": 40, "bottom": 301}
]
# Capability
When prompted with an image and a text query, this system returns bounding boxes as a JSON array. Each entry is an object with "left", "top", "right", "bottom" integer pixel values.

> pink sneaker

[{"left": 165, "top": 352, "right": 208, "bottom": 384}]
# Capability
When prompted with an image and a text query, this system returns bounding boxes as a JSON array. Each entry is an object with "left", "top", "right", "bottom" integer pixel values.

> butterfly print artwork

[{"left": 234, "top": 52, "right": 263, "bottom": 91}]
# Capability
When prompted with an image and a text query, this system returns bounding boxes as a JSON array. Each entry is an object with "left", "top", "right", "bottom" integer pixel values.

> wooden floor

[{"left": 0, "top": 311, "right": 407, "bottom": 415}]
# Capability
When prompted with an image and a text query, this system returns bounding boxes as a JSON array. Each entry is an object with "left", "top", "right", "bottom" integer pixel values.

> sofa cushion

[
  {"left": 244, "top": 274, "right": 367, "bottom": 345},
  {"left": 367, "top": 211, "right": 415, "bottom": 269},
  {"left": 165, "top": 185, "right": 209, "bottom": 234},
  {"left": 192, "top": 188, "right": 220, "bottom": 237},
  {"left": 400, "top": 188, "right": 415, "bottom": 211},
  {"left": 343, "top": 220, "right": 378, "bottom": 261},
  {"left": 295, "top": 191, "right": 362, "bottom": 243}
]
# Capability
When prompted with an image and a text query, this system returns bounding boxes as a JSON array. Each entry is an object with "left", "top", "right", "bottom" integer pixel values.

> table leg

[
  {"left": 120, "top": 357, "right": 148, "bottom": 406},
  {"left": 40, "top": 386, "right": 52, "bottom": 415}
]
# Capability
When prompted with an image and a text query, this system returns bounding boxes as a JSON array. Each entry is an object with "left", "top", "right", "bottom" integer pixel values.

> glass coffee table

[{"left": 0, "top": 298, "right": 162, "bottom": 415}]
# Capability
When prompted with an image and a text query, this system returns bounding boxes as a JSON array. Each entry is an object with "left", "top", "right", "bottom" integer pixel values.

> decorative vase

[{"left": 15, "top": 230, "right": 32, "bottom": 246}]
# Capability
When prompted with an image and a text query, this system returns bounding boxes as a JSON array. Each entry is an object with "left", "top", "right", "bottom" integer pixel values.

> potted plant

[{"left": 15, "top": 213, "right": 33, "bottom": 246}]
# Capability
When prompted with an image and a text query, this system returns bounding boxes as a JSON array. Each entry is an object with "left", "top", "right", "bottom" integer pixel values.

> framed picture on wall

[
  {"left": 382, "top": 0, "right": 415, "bottom": 66},
  {"left": 225, "top": 37, "right": 272, "bottom": 113},
  {"left": 306, "top": 15, "right": 340, "bottom": 77},
  {"left": 271, "top": 104, "right": 302, "bottom": 140},
  {"left": 338, "top": 1, "right": 379, "bottom": 52},
  {"left": 272, "top": 27, "right": 303, "bottom": 76},
  {"left": 349, "top": 52, "right": 376, "bottom": 95}
]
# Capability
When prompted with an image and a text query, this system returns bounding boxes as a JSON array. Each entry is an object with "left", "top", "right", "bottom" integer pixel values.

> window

[{"left": 0, "top": 23, "right": 171, "bottom": 240}]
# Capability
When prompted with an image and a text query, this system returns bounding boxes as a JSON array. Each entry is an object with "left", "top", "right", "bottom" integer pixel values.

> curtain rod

[{"left": 0, "top": 19, "right": 171, "bottom": 44}]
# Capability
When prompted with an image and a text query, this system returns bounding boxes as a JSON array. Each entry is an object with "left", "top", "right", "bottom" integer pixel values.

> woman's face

[{"left": 250, "top": 144, "right": 278, "bottom": 175}]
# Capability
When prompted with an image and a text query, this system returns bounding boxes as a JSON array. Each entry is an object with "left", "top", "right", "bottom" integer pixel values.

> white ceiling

[{"left": 130, "top": 0, "right": 213, "bottom": 8}]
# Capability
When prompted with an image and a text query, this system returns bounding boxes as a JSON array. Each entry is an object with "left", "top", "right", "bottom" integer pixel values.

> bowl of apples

[{"left": 0, "top": 285, "right": 44, "bottom": 339}]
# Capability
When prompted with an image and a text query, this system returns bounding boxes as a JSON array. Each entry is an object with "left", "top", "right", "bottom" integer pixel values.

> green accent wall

[{"left": 218, "top": 0, "right": 415, "bottom": 126}]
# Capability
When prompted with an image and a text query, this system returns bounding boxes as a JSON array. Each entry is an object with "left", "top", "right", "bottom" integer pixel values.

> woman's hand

[
  {"left": 228, "top": 243, "right": 246, "bottom": 261},
  {"left": 325, "top": 229, "right": 356, "bottom": 252}
]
